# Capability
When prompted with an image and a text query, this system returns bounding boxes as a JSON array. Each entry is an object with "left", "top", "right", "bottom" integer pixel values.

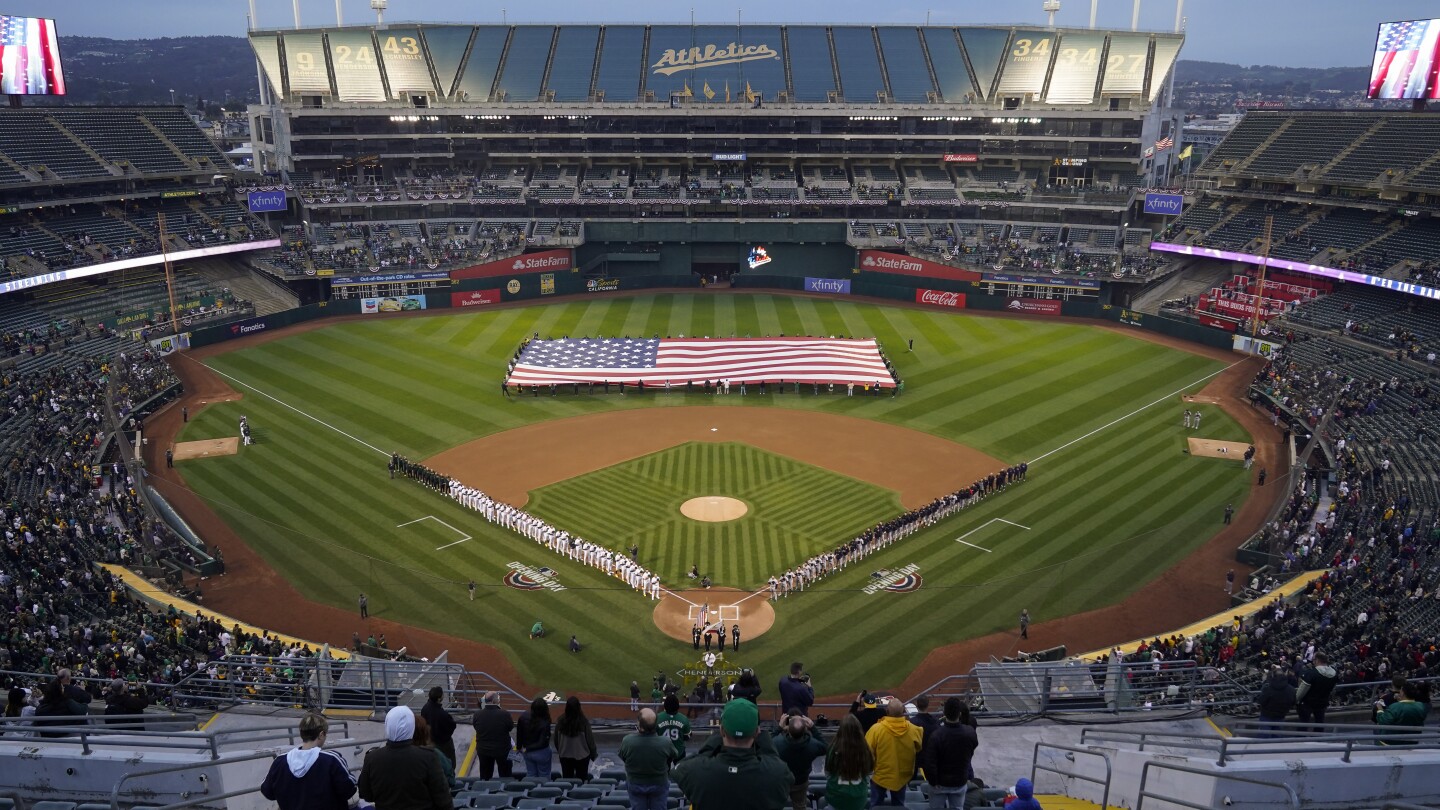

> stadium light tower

[
  {"left": 1043, "top": 0, "right": 1061, "bottom": 29},
  {"left": 372, "top": 0, "right": 388, "bottom": 26},
  {"left": 1090, "top": 0, "right": 1098, "bottom": 28},
  {"left": 1131, "top": 0, "right": 1141, "bottom": 31}
]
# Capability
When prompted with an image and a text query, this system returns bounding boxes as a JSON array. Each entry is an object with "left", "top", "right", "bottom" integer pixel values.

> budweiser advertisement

[
  {"left": 859, "top": 250, "right": 981, "bottom": 282},
  {"left": 451, "top": 249, "right": 572, "bottom": 281},
  {"left": 915, "top": 289, "right": 966, "bottom": 309},
  {"left": 942, "top": 153, "right": 979, "bottom": 163},
  {"left": 452, "top": 289, "right": 502, "bottom": 307},
  {"left": 1004, "top": 298, "right": 1063, "bottom": 315}
]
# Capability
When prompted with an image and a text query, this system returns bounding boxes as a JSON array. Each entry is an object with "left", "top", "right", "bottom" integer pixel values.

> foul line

[
  {"left": 397, "top": 515, "right": 473, "bottom": 550},
  {"left": 199, "top": 361, "right": 391, "bottom": 458},
  {"left": 660, "top": 587, "right": 699, "bottom": 607},
  {"left": 953, "top": 517, "right": 1032, "bottom": 552},
  {"left": 732, "top": 587, "right": 773, "bottom": 606},
  {"left": 1029, "top": 359, "right": 1246, "bottom": 465}
]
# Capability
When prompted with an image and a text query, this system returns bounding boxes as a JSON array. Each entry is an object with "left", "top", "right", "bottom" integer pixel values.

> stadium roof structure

[{"left": 249, "top": 24, "right": 1183, "bottom": 109}]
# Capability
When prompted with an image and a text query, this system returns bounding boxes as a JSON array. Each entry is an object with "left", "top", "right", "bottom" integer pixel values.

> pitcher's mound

[
  {"left": 680, "top": 496, "right": 748, "bottom": 522},
  {"left": 173, "top": 437, "right": 240, "bottom": 461},
  {"left": 653, "top": 587, "right": 775, "bottom": 643},
  {"left": 1188, "top": 438, "right": 1251, "bottom": 459}
]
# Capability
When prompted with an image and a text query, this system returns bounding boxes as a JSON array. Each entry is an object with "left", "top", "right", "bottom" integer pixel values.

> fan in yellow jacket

[{"left": 864, "top": 699, "right": 924, "bottom": 805}]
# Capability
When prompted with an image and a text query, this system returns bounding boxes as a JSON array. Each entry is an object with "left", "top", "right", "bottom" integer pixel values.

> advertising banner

[
  {"left": 1142, "top": 192, "right": 1184, "bottom": 216},
  {"left": 942, "top": 153, "right": 979, "bottom": 163},
  {"left": 149, "top": 333, "right": 191, "bottom": 355},
  {"left": 540, "top": 273, "right": 556, "bottom": 295},
  {"left": 914, "top": 288, "right": 966, "bottom": 308},
  {"left": 360, "top": 295, "right": 427, "bottom": 314},
  {"left": 451, "top": 249, "right": 573, "bottom": 280},
  {"left": 859, "top": 250, "right": 981, "bottom": 282},
  {"left": 330, "top": 271, "right": 449, "bottom": 285},
  {"left": 982, "top": 272, "right": 1103, "bottom": 290},
  {"left": 1233, "top": 333, "right": 1281, "bottom": 354},
  {"left": 452, "top": 290, "right": 502, "bottom": 307},
  {"left": 247, "top": 189, "right": 288, "bottom": 213},
  {"left": 1004, "top": 297, "right": 1062, "bottom": 315},
  {"left": 1201, "top": 314, "right": 1241, "bottom": 333},
  {"left": 804, "top": 277, "right": 851, "bottom": 294},
  {"left": 586, "top": 278, "right": 620, "bottom": 292}
]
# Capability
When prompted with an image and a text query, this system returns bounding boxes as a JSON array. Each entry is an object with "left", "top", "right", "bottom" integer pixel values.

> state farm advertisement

[
  {"left": 1004, "top": 298, "right": 1062, "bottom": 315},
  {"left": 859, "top": 250, "right": 981, "bottom": 282},
  {"left": 450, "top": 249, "right": 572, "bottom": 281},
  {"left": 452, "top": 289, "right": 502, "bottom": 307},
  {"left": 915, "top": 289, "right": 966, "bottom": 308}
]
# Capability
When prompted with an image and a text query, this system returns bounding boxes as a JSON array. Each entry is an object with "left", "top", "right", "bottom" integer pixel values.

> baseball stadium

[{"left": 1, "top": 1, "right": 1440, "bottom": 808}]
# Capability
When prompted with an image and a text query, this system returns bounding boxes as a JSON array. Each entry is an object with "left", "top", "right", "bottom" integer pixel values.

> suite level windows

[
  {"left": 848, "top": 116, "right": 898, "bottom": 122},
  {"left": 389, "top": 115, "right": 439, "bottom": 122},
  {"left": 922, "top": 116, "right": 974, "bottom": 122}
]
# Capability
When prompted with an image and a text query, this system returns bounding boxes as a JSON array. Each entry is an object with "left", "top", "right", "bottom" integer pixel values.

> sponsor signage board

[
  {"left": 452, "top": 289, "right": 502, "bottom": 307},
  {"left": 1004, "top": 297, "right": 1062, "bottom": 315},
  {"left": 227, "top": 316, "right": 269, "bottom": 336},
  {"left": 712, "top": 152, "right": 747, "bottom": 161},
  {"left": 331, "top": 271, "right": 449, "bottom": 286},
  {"left": 982, "top": 272, "right": 1102, "bottom": 289},
  {"left": 246, "top": 189, "right": 288, "bottom": 212},
  {"left": 942, "top": 153, "right": 979, "bottom": 163},
  {"left": 540, "top": 273, "right": 556, "bottom": 295},
  {"left": 859, "top": 250, "right": 981, "bottom": 282},
  {"left": 915, "top": 288, "right": 966, "bottom": 308},
  {"left": 1119, "top": 309, "right": 1144, "bottom": 326},
  {"left": 1143, "top": 192, "right": 1184, "bottom": 216},
  {"left": 804, "top": 277, "right": 851, "bottom": 294},
  {"left": 360, "top": 295, "right": 427, "bottom": 314},
  {"left": 161, "top": 190, "right": 199, "bottom": 199},
  {"left": 586, "top": 278, "right": 620, "bottom": 292},
  {"left": 451, "top": 249, "right": 573, "bottom": 280}
]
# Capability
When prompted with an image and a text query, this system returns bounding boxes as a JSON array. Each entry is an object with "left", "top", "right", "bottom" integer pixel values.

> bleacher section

[{"left": 0, "top": 107, "right": 227, "bottom": 185}]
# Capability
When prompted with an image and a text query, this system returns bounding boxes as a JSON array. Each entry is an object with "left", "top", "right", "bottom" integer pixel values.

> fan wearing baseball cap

[{"left": 674, "top": 700, "right": 793, "bottom": 810}]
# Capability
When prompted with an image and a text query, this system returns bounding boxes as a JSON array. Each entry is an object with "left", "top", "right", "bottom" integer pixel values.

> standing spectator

[
  {"left": 851, "top": 692, "right": 885, "bottom": 733},
  {"left": 1225, "top": 569, "right": 1235, "bottom": 595},
  {"left": 907, "top": 696, "right": 937, "bottom": 749},
  {"left": 471, "top": 691, "right": 515, "bottom": 780},
  {"left": 57, "top": 669, "right": 92, "bottom": 708},
  {"left": 103, "top": 679, "right": 149, "bottom": 727},
  {"left": 1254, "top": 669, "right": 1296, "bottom": 737},
  {"left": 357, "top": 706, "right": 452, "bottom": 810},
  {"left": 515, "top": 697, "right": 554, "bottom": 778},
  {"left": 261, "top": 713, "right": 357, "bottom": 810},
  {"left": 673, "top": 700, "right": 792, "bottom": 810},
  {"left": 774, "top": 713, "right": 827, "bottom": 810},
  {"left": 656, "top": 694, "right": 691, "bottom": 762},
  {"left": 824, "top": 714, "right": 874, "bottom": 810},
  {"left": 731, "top": 669, "right": 763, "bottom": 704},
  {"left": 412, "top": 716, "right": 458, "bottom": 791},
  {"left": 1374, "top": 681, "right": 1430, "bottom": 745},
  {"left": 34, "top": 677, "right": 89, "bottom": 737},
  {"left": 1019, "top": 609, "right": 1030, "bottom": 640},
  {"left": 358, "top": 594, "right": 368, "bottom": 619},
  {"left": 553, "top": 696, "right": 598, "bottom": 780},
  {"left": 779, "top": 663, "right": 815, "bottom": 716},
  {"left": 631, "top": 680, "right": 641, "bottom": 712},
  {"left": 619, "top": 708, "right": 676, "bottom": 810},
  {"left": 420, "top": 687, "right": 457, "bottom": 776},
  {"left": 865, "top": 698, "right": 924, "bottom": 807},
  {"left": 920, "top": 697, "right": 979, "bottom": 809},
  {"left": 1295, "top": 652, "right": 1338, "bottom": 730}
]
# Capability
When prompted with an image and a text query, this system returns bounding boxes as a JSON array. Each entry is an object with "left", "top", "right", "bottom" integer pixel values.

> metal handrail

[
  {"left": 1031, "top": 742, "right": 1111, "bottom": 810},
  {"left": 0, "top": 717, "right": 353, "bottom": 759},
  {"left": 1137, "top": 760, "right": 1298, "bottom": 809},
  {"left": 1080, "top": 725, "right": 1440, "bottom": 766},
  {"left": 108, "top": 735, "right": 387, "bottom": 810}
]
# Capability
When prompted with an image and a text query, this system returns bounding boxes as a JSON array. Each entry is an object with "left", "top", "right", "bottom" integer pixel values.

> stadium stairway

[{"left": 193, "top": 258, "right": 299, "bottom": 316}]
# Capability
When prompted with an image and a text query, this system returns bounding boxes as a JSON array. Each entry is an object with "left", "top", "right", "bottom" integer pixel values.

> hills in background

[{"left": 25, "top": 35, "right": 1383, "bottom": 110}]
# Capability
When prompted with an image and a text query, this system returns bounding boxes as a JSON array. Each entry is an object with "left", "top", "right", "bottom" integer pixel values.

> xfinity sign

[
  {"left": 1143, "top": 192, "right": 1184, "bottom": 216},
  {"left": 804, "top": 277, "right": 851, "bottom": 294},
  {"left": 247, "top": 190, "right": 288, "bottom": 213}
]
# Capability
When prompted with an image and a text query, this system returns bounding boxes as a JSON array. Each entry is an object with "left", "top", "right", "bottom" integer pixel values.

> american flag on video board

[
  {"left": 0, "top": 15, "right": 66, "bottom": 96},
  {"left": 1369, "top": 19, "right": 1440, "bottom": 100},
  {"left": 505, "top": 337, "right": 895, "bottom": 387}
]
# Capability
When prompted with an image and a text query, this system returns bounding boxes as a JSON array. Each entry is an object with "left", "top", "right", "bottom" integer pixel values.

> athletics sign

[{"left": 651, "top": 42, "right": 779, "bottom": 76}]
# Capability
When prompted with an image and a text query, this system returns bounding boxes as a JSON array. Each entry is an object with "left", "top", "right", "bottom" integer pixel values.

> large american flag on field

[
  {"left": 505, "top": 337, "right": 896, "bottom": 387},
  {"left": 0, "top": 15, "right": 66, "bottom": 96}
]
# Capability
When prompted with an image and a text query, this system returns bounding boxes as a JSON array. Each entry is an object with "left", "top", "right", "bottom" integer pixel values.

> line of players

[
  {"left": 764, "top": 462, "right": 1029, "bottom": 599},
  {"left": 448, "top": 480, "right": 663, "bottom": 600}
]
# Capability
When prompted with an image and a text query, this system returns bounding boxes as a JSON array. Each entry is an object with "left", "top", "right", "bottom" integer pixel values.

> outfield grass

[
  {"left": 525, "top": 442, "right": 904, "bottom": 588},
  {"left": 178, "top": 293, "right": 1251, "bottom": 694}
]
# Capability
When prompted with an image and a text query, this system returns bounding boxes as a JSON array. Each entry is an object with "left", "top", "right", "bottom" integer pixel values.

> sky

[{"left": 7, "top": 0, "right": 1440, "bottom": 68}]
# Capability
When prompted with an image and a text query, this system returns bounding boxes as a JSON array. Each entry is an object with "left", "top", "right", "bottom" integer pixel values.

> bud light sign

[
  {"left": 247, "top": 190, "right": 288, "bottom": 213},
  {"left": 1142, "top": 192, "right": 1184, "bottom": 216},
  {"left": 915, "top": 289, "right": 966, "bottom": 309},
  {"left": 805, "top": 277, "right": 850, "bottom": 294}
]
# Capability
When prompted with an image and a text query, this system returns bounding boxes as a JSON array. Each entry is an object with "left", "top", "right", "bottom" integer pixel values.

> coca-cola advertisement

[
  {"left": 1004, "top": 298, "right": 1062, "bottom": 315},
  {"left": 915, "top": 289, "right": 966, "bottom": 309}
]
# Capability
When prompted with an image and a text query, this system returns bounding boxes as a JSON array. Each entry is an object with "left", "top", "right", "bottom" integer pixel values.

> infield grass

[{"left": 177, "top": 293, "right": 1252, "bottom": 695}]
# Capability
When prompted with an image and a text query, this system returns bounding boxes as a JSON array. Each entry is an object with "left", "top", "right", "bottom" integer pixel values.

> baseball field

[{"left": 165, "top": 292, "right": 1255, "bottom": 696}]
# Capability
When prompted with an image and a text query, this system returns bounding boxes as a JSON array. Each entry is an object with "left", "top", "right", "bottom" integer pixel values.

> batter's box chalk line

[
  {"left": 953, "top": 517, "right": 1031, "bottom": 553},
  {"left": 396, "top": 515, "right": 474, "bottom": 550}
]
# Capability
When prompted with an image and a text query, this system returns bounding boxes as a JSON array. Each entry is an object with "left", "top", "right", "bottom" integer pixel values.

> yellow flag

[
  {"left": 725, "top": 80, "right": 731, "bottom": 103},
  {"left": 745, "top": 81, "right": 758, "bottom": 103},
  {"left": 1178, "top": 144, "right": 1194, "bottom": 161},
  {"left": 703, "top": 81, "right": 715, "bottom": 100},
  {"left": 680, "top": 81, "right": 693, "bottom": 98}
]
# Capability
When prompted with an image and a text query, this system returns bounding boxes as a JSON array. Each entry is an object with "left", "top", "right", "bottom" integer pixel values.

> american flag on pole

[
  {"left": 505, "top": 337, "right": 896, "bottom": 387},
  {"left": 1368, "top": 18, "right": 1440, "bottom": 100},
  {"left": 1155, "top": 136, "right": 1174, "bottom": 151},
  {"left": 0, "top": 15, "right": 66, "bottom": 96}
]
